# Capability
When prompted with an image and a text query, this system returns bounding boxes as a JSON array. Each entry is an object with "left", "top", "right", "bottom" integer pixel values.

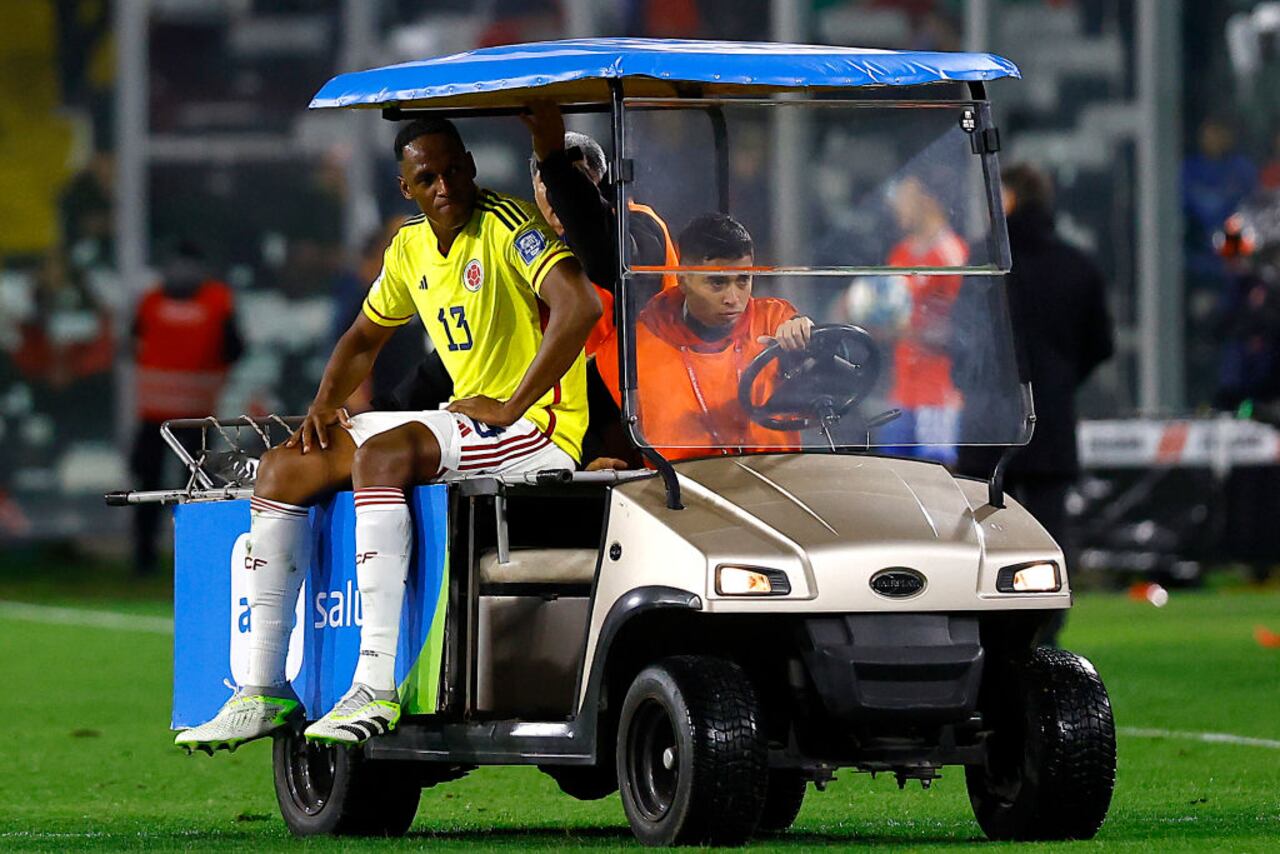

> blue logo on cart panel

[{"left": 172, "top": 486, "right": 448, "bottom": 729}]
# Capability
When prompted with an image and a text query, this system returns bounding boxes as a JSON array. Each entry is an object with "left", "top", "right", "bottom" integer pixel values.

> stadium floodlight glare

[
  {"left": 996, "top": 561, "right": 1061, "bottom": 593},
  {"left": 715, "top": 565, "right": 791, "bottom": 595}
]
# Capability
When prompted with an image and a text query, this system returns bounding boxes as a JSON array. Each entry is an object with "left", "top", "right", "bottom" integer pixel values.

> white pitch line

[
  {"left": 1119, "top": 726, "right": 1280, "bottom": 750},
  {"left": 0, "top": 600, "right": 173, "bottom": 634},
  {"left": 3, "top": 601, "right": 1277, "bottom": 752}
]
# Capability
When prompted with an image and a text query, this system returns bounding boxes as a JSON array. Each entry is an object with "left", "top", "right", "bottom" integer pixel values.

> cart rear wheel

[
  {"left": 272, "top": 725, "right": 420, "bottom": 837},
  {"left": 966, "top": 647, "right": 1116, "bottom": 841},
  {"left": 616, "top": 656, "right": 768, "bottom": 846}
]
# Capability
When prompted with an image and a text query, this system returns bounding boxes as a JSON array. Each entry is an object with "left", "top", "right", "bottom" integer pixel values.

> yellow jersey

[{"left": 363, "top": 189, "right": 586, "bottom": 461}]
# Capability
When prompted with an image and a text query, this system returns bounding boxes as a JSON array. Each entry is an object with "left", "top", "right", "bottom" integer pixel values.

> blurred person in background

[
  {"left": 955, "top": 163, "right": 1114, "bottom": 645},
  {"left": 1212, "top": 195, "right": 1280, "bottom": 414},
  {"left": 130, "top": 242, "right": 243, "bottom": 575},
  {"left": 330, "top": 218, "right": 429, "bottom": 413},
  {"left": 11, "top": 251, "right": 115, "bottom": 443},
  {"left": 880, "top": 174, "right": 968, "bottom": 465},
  {"left": 1209, "top": 190, "right": 1280, "bottom": 583},
  {"left": 60, "top": 149, "right": 115, "bottom": 270},
  {"left": 1183, "top": 115, "right": 1258, "bottom": 297}
]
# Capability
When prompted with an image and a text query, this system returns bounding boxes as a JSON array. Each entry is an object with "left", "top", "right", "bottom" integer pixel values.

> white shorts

[{"left": 342, "top": 411, "right": 574, "bottom": 480}]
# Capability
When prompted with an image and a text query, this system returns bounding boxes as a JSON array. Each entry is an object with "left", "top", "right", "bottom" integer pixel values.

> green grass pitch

[{"left": 0, "top": 587, "right": 1277, "bottom": 852}]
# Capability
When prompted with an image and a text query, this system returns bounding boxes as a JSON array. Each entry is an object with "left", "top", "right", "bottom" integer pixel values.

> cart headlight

[
  {"left": 715, "top": 565, "right": 791, "bottom": 596},
  {"left": 996, "top": 561, "right": 1061, "bottom": 593}
]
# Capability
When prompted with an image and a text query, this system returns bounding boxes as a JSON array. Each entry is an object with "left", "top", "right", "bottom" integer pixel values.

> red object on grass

[
  {"left": 1254, "top": 626, "right": 1280, "bottom": 649},
  {"left": 1127, "top": 582, "right": 1153, "bottom": 601}
]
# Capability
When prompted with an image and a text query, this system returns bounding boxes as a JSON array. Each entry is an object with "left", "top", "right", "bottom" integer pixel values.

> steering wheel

[{"left": 737, "top": 323, "right": 882, "bottom": 431}]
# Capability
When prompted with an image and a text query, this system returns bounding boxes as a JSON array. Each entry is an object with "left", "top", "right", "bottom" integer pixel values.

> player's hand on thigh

[
  {"left": 447, "top": 395, "right": 516, "bottom": 427},
  {"left": 287, "top": 406, "right": 353, "bottom": 454}
]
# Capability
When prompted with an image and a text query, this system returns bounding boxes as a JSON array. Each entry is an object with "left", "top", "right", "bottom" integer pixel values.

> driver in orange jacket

[{"left": 595, "top": 213, "right": 813, "bottom": 463}]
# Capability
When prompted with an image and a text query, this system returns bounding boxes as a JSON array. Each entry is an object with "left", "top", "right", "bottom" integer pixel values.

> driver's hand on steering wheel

[{"left": 758, "top": 316, "right": 814, "bottom": 352}]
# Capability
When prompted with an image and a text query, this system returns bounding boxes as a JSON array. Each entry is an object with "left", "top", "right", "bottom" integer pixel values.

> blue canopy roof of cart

[{"left": 309, "top": 37, "right": 1020, "bottom": 111}]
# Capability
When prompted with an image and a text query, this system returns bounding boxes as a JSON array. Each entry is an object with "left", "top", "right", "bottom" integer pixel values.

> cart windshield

[{"left": 617, "top": 97, "right": 1029, "bottom": 456}]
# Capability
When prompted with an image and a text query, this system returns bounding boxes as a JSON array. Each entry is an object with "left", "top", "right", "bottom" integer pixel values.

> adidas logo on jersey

[{"left": 419, "top": 275, "right": 428, "bottom": 291}]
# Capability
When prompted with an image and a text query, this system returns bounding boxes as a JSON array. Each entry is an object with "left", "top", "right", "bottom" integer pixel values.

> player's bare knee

[
  {"left": 352, "top": 436, "right": 416, "bottom": 490},
  {"left": 254, "top": 447, "right": 289, "bottom": 497},
  {"left": 255, "top": 446, "right": 311, "bottom": 504}
]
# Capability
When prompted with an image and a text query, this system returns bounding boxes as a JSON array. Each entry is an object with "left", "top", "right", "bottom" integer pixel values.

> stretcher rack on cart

[
  {"left": 104, "top": 414, "right": 644, "bottom": 508},
  {"left": 105, "top": 415, "right": 301, "bottom": 506}
]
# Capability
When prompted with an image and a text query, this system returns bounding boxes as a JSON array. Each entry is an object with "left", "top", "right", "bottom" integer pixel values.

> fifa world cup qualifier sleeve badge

[{"left": 515, "top": 228, "right": 547, "bottom": 264}]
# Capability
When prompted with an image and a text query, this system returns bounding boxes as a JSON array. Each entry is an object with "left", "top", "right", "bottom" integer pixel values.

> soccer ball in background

[{"left": 841, "top": 275, "right": 912, "bottom": 333}]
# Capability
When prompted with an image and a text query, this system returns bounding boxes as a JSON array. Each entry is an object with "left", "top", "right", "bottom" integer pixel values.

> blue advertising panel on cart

[{"left": 172, "top": 485, "right": 449, "bottom": 728}]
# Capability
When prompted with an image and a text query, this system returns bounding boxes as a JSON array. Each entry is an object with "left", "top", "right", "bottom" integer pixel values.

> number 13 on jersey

[{"left": 437, "top": 305, "right": 473, "bottom": 351}]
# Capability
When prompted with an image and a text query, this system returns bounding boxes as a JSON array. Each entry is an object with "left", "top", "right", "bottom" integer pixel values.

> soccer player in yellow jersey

[{"left": 174, "top": 117, "right": 601, "bottom": 752}]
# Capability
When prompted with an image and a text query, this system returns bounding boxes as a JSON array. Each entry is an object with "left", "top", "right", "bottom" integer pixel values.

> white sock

[
  {"left": 351, "top": 488, "right": 411, "bottom": 692},
  {"left": 245, "top": 496, "right": 311, "bottom": 688}
]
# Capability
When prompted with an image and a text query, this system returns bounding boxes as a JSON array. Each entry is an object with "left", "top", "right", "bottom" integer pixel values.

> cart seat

[{"left": 478, "top": 547, "right": 598, "bottom": 587}]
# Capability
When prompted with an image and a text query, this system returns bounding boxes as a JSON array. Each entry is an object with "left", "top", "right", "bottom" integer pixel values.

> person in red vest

[
  {"left": 130, "top": 242, "right": 243, "bottom": 575},
  {"left": 880, "top": 175, "right": 969, "bottom": 465},
  {"left": 594, "top": 213, "right": 813, "bottom": 463}
]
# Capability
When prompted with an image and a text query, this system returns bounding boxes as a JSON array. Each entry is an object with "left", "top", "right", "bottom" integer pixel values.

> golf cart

[{"left": 109, "top": 38, "right": 1116, "bottom": 846}]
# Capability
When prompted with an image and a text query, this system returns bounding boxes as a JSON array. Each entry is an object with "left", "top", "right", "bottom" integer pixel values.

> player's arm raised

[
  {"left": 449, "top": 256, "right": 601, "bottom": 426},
  {"left": 289, "top": 313, "right": 397, "bottom": 453}
]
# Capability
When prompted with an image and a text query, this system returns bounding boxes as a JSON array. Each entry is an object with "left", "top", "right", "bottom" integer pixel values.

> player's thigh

[
  {"left": 256, "top": 428, "right": 355, "bottom": 504},
  {"left": 350, "top": 422, "right": 442, "bottom": 488}
]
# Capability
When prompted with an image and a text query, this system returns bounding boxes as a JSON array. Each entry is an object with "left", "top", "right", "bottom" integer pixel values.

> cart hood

[
  {"left": 674, "top": 454, "right": 980, "bottom": 551},
  {"left": 608, "top": 453, "right": 1063, "bottom": 611}
]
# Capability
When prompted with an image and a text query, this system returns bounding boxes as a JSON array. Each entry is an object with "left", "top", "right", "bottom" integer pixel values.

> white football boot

[
  {"left": 304, "top": 683, "right": 401, "bottom": 745},
  {"left": 174, "top": 683, "right": 301, "bottom": 754}
]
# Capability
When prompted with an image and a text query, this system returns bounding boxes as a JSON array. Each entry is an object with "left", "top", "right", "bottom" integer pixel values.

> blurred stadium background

[
  {"left": 2, "top": 1, "right": 1278, "bottom": 848},
  {"left": 3, "top": 0, "right": 1280, "bottom": 588}
]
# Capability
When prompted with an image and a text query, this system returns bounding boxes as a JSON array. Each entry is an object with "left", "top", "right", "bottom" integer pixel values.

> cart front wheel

[
  {"left": 966, "top": 647, "right": 1116, "bottom": 841},
  {"left": 616, "top": 656, "right": 768, "bottom": 846}
]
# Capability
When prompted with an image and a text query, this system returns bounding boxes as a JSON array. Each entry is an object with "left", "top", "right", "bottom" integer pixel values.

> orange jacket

[
  {"left": 581, "top": 202, "right": 678, "bottom": 359},
  {"left": 596, "top": 288, "right": 800, "bottom": 461},
  {"left": 627, "top": 200, "right": 680, "bottom": 292}
]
